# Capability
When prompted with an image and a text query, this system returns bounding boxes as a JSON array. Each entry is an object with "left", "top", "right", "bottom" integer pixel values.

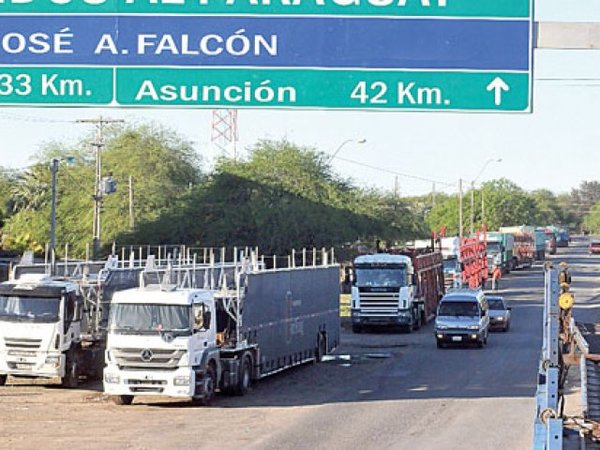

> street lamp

[
  {"left": 470, "top": 158, "right": 502, "bottom": 234},
  {"left": 327, "top": 138, "right": 367, "bottom": 163},
  {"left": 49, "top": 156, "right": 75, "bottom": 267}
]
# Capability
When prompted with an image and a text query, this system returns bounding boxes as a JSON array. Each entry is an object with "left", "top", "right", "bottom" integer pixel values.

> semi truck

[
  {"left": 439, "top": 237, "right": 461, "bottom": 290},
  {"left": 499, "top": 226, "right": 535, "bottom": 269},
  {"left": 0, "top": 257, "right": 142, "bottom": 387},
  {"left": 485, "top": 232, "right": 514, "bottom": 274},
  {"left": 350, "top": 249, "right": 444, "bottom": 333},
  {"left": 534, "top": 229, "right": 548, "bottom": 261},
  {"left": 103, "top": 251, "right": 340, "bottom": 406}
]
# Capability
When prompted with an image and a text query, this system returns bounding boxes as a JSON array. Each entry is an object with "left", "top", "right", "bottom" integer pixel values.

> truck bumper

[
  {"left": 434, "top": 330, "right": 483, "bottom": 344},
  {"left": 351, "top": 309, "right": 412, "bottom": 326},
  {"left": 0, "top": 351, "right": 63, "bottom": 378},
  {"left": 103, "top": 366, "right": 196, "bottom": 398}
]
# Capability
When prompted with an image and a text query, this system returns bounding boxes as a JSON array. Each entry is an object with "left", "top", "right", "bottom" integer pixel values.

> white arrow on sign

[{"left": 486, "top": 77, "right": 510, "bottom": 106}]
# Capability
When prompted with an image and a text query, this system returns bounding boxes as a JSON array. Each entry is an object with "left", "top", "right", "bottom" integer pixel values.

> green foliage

[
  {"left": 4, "top": 122, "right": 201, "bottom": 256},
  {"left": 584, "top": 201, "right": 600, "bottom": 234},
  {"left": 127, "top": 140, "right": 426, "bottom": 255},
  {"left": 426, "top": 178, "right": 561, "bottom": 234}
]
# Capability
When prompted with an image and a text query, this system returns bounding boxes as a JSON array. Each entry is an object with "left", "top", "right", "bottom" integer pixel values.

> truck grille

[
  {"left": 359, "top": 292, "right": 399, "bottom": 314},
  {"left": 112, "top": 348, "right": 185, "bottom": 371},
  {"left": 4, "top": 337, "right": 42, "bottom": 350}
]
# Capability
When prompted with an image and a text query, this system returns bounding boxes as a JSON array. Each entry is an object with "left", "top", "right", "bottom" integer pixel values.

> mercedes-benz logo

[{"left": 140, "top": 348, "right": 153, "bottom": 362}]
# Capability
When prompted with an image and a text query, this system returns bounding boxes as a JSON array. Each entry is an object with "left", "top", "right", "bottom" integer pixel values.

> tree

[
  {"left": 3, "top": 122, "right": 202, "bottom": 256},
  {"left": 529, "top": 189, "right": 562, "bottom": 226},
  {"left": 426, "top": 178, "right": 547, "bottom": 234},
  {"left": 584, "top": 201, "right": 600, "bottom": 234},
  {"left": 127, "top": 140, "right": 426, "bottom": 255},
  {"left": 569, "top": 181, "right": 600, "bottom": 231}
]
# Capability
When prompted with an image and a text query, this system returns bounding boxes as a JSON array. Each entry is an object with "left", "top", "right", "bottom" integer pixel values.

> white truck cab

[
  {"left": 0, "top": 274, "right": 83, "bottom": 387},
  {"left": 104, "top": 286, "right": 221, "bottom": 405}
]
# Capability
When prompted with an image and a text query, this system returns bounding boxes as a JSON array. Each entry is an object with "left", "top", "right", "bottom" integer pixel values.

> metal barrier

[{"left": 533, "top": 267, "right": 564, "bottom": 450}]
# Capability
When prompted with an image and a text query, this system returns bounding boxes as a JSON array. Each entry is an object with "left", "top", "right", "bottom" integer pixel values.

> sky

[{"left": 0, "top": 0, "right": 599, "bottom": 197}]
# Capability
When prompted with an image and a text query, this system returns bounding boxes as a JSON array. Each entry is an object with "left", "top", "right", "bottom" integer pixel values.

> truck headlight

[
  {"left": 173, "top": 376, "right": 191, "bottom": 386},
  {"left": 45, "top": 355, "right": 60, "bottom": 366},
  {"left": 496, "top": 317, "right": 504, "bottom": 321},
  {"left": 104, "top": 373, "right": 120, "bottom": 384}
]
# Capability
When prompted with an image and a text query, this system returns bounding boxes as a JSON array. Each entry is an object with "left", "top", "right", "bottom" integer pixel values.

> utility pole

[
  {"left": 458, "top": 178, "right": 463, "bottom": 238},
  {"left": 470, "top": 180, "right": 475, "bottom": 235},
  {"left": 432, "top": 182, "right": 436, "bottom": 208},
  {"left": 77, "top": 116, "right": 124, "bottom": 259},
  {"left": 481, "top": 189, "right": 486, "bottom": 226},
  {"left": 49, "top": 158, "right": 59, "bottom": 262},
  {"left": 129, "top": 175, "right": 135, "bottom": 231}
]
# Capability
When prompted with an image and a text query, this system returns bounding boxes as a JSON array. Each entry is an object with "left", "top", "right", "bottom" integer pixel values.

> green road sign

[
  {"left": 117, "top": 68, "right": 530, "bottom": 112},
  {"left": 0, "top": 0, "right": 531, "bottom": 18},
  {"left": 0, "top": 0, "right": 532, "bottom": 111},
  {"left": 0, "top": 67, "right": 113, "bottom": 105}
]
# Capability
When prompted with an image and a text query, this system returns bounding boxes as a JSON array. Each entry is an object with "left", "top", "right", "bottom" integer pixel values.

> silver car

[
  {"left": 487, "top": 296, "right": 511, "bottom": 332},
  {"left": 434, "top": 289, "right": 490, "bottom": 348}
]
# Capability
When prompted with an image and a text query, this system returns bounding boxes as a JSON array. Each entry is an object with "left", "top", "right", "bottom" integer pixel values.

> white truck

[
  {"left": 0, "top": 258, "right": 141, "bottom": 387},
  {"left": 103, "top": 253, "right": 340, "bottom": 405},
  {"left": 350, "top": 251, "right": 444, "bottom": 333}
]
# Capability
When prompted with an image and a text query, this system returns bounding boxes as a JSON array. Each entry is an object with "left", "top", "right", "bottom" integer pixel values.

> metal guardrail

[{"left": 533, "top": 267, "right": 564, "bottom": 450}]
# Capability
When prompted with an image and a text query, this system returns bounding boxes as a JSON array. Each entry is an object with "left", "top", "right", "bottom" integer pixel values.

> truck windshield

[
  {"left": 109, "top": 304, "right": 191, "bottom": 335},
  {"left": 438, "top": 301, "right": 480, "bottom": 317},
  {"left": 487, "top": 242, "right": 501, "bottom": 253},
  {"left": 355, "top": 267, "right": 407, "bottom": 288},
  {"left": 443, "top": 258, "right": 457, "bottom": 272},
  {"left": 0, "top": 295, "right": 60, "bottom": 323}
]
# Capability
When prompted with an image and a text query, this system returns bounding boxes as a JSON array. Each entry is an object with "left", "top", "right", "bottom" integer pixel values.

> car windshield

[
  {"left": 438, "top": 300, "right": 480, "bottom": 317},
  {"left": 487, "top": 299, "right": 505, "bottom": 310},
  {"left": 0, "top": 295, "right": 60, "bottom": 323},
  {"left": 109, "top": 303, "right": 191, "bottom": 335},
  {"left": 355, "top": 266, "right": 407, "bottom": 288}
]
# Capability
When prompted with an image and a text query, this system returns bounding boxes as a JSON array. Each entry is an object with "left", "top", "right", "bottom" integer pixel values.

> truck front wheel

[
  {"left": 198, "top": 366, "right": 216, "bottom": 406},
  {"left": 0, "top": 374, "right": 6, "bottom": 386},
  {"left": 61, "top": 350, "right": 79, "bottom": 388},
  {"left": 112, "top": 395, "right": 134, "bottom": 406}
]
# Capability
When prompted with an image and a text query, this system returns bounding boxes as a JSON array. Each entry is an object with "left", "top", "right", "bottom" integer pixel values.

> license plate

[
  {"left": 452, "top": 336, "right": 462, "bottom": 342},
  {"left": 16, "top": 363, "right": 31, "bottom": 369}
]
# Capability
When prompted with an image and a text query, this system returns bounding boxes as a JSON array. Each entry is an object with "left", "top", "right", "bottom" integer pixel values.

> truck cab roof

[
  {"left": 0, "top": 274, "right": 79, "bottom": 296},
  {"left": 111, "top": 286, "right": 215, "bottom": 306},
  {"left": 354, "top": 254, "right": 412, "bottom": 265}
]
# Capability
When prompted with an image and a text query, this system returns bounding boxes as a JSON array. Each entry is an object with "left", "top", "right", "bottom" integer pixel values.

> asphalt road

[{"left": 2, "top": 241, "right": 598, "bottom": 450}]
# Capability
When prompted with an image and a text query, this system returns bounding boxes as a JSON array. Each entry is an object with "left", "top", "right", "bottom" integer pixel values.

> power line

[
  {"left": 0, "top": 111, "right": 75, "bottom": 124},
  {"left": 333, "top": 155, "right": 456, "bottom": 187}
]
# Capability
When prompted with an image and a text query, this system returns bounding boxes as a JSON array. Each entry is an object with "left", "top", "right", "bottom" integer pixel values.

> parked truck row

[{"left": 0, "top": 247, "right": 340, "bottom": 406}]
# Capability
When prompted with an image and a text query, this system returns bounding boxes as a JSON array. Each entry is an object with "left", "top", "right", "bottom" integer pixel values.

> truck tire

[
  {"left": 315, "top": 333, "right": 327, "bottom": 363},
  {"left": 112, "top": 395, "right": 134, "bottom": 406},
  {"left": 197, "top": 365, "right": 216, "bottom": 406},
  {"left": 412, "top": 309, "right": 423, "bottom": 331},
  {"left": 0, "top": 374, "right": 6, "bottom": 386},
  {"left": 235, "top": 355, "right": 252, "bottom": 396},
  {"left": 61, "top": 349, "right": 79, "bottom": 388}
]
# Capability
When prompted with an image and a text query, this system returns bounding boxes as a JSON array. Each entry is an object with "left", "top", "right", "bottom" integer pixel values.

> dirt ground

[{"left": 0, "top": 324, "right": 397, "bottom": 450}]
